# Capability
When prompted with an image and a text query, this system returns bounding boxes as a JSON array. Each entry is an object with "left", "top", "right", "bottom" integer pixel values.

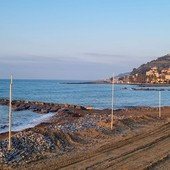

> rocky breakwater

[
  {"left": 131, "top": 88, "right": 170, "bottom": 91},
  {"left": 0, "top": 99, "right": 86, "bottom": 114}
]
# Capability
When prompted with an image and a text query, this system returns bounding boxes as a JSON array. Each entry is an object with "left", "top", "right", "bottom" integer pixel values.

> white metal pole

[
  {"left": 111, "top": 73, "right": 114, "bottom": 130},
  {"left": 159, "top": 91, "right": 161, "bottom": 118},
  {"left": 8, "top": 75, "right": 13, "bottom": 150}
]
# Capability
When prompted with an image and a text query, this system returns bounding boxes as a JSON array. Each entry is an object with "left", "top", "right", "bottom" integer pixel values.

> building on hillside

[
  {"left": 146, "top": 67, "right": 159, "bottom": 77},
  {"left": 161, "top": 68, "right": 170, "bottom": 74},
  {"left": 165, "top": 75, "right": 170, "bottom": 80},
  {"left": 167, "top": 68, "right": 170, "bottom": 73},
  {"left": 161, "top": 69, "right": 167, "bottom": 73},
  {"left": 146, "top": 70, "right": 153, "bottom": 76},
  {"left": 145, "top": 67, "right": 170, "bottom": 83}
]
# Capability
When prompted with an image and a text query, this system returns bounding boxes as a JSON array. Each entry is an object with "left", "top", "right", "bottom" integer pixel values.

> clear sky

[{"left": 0, "top": 0, "right": 170, "bottom": 80}]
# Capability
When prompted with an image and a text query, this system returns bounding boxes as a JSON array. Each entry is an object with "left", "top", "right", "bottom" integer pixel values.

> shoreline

[
  {"left": 61, "top": 80, "right": 170, "bottom": 86},
  {"left": 1, "top": 98, "right": 169, "bottom": 113},
  {"left": 0, "top": 98, "right": 170, "bottom": 134}
]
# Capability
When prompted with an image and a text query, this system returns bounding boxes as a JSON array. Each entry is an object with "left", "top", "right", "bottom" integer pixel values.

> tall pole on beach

[
  {"left": 111, "top": 73, "right": 114, "bottom": 130},
  {"left": 159, "top": 91, "right": 161, "bottom": 118},
  {"left": 8, "top": 75, "right": 13, "bottom": 150}
]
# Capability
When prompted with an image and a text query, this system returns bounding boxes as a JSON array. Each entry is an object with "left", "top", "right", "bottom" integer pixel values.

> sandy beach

[{"left": 0, "top": 101, "right": 170, "bottom": 170}]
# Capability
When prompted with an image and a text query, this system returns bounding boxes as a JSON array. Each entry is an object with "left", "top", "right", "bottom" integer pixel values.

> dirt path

[{"left": 53, "top": 122, "right": 170, "bottom": 170}]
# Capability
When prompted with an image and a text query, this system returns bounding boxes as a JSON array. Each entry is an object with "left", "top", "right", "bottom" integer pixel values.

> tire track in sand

[{"left": 58, "top": 122, "right": 170, "bottom": 170}]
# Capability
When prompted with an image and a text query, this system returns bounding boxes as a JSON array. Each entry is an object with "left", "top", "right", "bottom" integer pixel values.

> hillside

[
  {"left": 115, "top": 72, "right": 130, "bottom": 78},
  {"left": 131, "top": 54, "right": 170, "bottom": 75},
  {"left": 117, "top": 54, "right": 170, "bottom": 84}
]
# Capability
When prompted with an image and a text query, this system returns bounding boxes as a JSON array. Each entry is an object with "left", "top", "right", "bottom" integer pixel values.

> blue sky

[{"left": 0, "top": 0, "right": 170, "bottom": 80}]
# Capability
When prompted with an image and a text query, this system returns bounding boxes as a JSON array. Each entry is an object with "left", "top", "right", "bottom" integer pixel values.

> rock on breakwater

[{"left": 0, "top": 99, "right": 86, "bottom": 114}]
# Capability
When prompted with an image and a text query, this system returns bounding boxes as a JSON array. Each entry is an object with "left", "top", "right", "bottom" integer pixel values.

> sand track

[{"left": 55, "top": 122, "right": 170, "bottom": 170}]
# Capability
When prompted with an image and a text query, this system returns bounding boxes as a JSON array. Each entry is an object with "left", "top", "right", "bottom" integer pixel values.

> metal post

[
  {"left": 111, "top": 73, "right": 114, "bottom": 130},
  {"left": 8, "top": 75, "right": 13, "bottom": 150},
  {"left": 159, "top": 91, "right": 161, "bottom": 118}
]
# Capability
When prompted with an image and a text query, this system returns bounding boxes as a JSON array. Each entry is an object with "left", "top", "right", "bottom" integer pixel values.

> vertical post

[
  {"left": 111, "top": 73, "right": 114, "bottom": 130},
  {"left": 8, "top": 75, "right": 13, "bottom": 150},
  {"left": 159, "top": 91, "right": 161, "bottom": 118}
]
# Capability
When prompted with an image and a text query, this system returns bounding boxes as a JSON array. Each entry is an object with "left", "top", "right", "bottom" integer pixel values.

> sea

[{"left": 0, "top": 79, "right": 170, "bottom": 133}]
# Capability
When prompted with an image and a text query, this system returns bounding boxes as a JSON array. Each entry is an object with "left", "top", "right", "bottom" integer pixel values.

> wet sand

[{"left": 1, "top": 105, "right": 170, "bottom": 170}]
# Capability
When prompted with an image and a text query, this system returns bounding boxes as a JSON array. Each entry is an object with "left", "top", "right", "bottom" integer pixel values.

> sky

[{"left": 0, "top": 0, "right": 170, "bottom": 80}]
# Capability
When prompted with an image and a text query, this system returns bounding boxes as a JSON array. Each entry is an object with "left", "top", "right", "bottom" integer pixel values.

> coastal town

[
  {"left": 116, "top": 54, "right": 170, "bottom": 84},
  {"left": 146, "top": 67, "right": 170, "bottom": 83},
  {"left": 122, "top": 67, "right": 170, "bottom": 84}
]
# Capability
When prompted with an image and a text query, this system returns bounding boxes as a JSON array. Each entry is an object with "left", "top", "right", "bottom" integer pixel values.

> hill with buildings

[{"left": 118, "top": 54, "right": 170, "bottom": 84}]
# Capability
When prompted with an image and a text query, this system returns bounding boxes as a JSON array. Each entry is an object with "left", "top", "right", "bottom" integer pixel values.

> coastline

[
  {"left": 61, "top": 80, "right": 170, "bottom": 86},
  {"left": 1, "top": 101, "right": 170, "bottom": 169}
]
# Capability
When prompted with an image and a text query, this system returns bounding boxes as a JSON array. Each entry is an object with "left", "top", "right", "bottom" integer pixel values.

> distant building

[
  {"left": 146, "top": 67, "right": 159, "bottom": 77},
  {"left": 146, "top": 70, "right": 153, "bottom": 76},
  {"left": 161, "top": 68, "right": 170, "bottom": 74},
  {"left": 145, "top": 67, "right": 170, "bottom": 83},
  {"left": 165, "top": 75, "right": 170, "bottom": 80},
  {"left": 167, "top": 68, "right": 170, "bottom": 73}
]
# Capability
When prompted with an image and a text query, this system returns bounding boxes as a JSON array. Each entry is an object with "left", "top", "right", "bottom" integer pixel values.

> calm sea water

[{"left": 0, "top": 79, "right": 170, "bottom": 133}]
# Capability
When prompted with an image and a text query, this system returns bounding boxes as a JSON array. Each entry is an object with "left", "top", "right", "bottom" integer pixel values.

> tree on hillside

[{"left": 136, "top": 74, "right": 146, "bottom": 83}]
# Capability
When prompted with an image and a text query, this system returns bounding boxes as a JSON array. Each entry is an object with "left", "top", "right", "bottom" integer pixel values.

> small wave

[
  {"left": 12, "top": 112, "right": 55, "bottom": 132},
  {"left": 32, "top": 112, "right": 55, "bottom": 123},
  {"left": 0, "top": 112, "right": 56, "bottom": 134}
]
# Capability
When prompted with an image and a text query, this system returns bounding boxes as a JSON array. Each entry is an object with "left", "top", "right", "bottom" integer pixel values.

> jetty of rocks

[{"left": 0, "top": 99, "right": 86, "bottom": 114}]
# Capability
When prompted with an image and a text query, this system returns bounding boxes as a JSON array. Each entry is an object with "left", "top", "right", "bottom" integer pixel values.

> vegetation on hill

[{"left": 131, "top": 54, "right": 170, "bottom": 75}]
